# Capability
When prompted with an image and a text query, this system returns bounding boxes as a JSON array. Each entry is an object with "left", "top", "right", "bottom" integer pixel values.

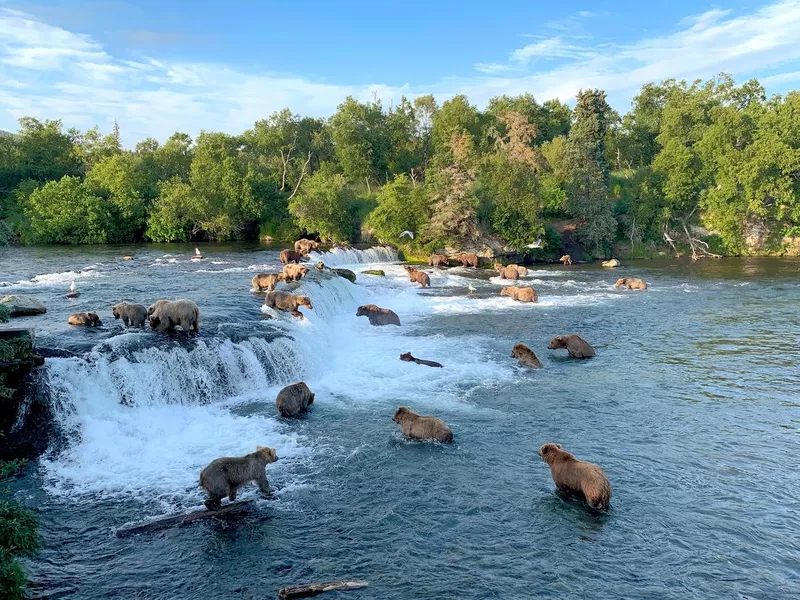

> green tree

[
  {"left": 145, "top": 178, "right": 198, "bottom": 242},
  {"left": 289, "top": 165, "right": 358, "bottom": 241},
  {"left": 366, "top": 174, "right": 430, "bottom": 244},
  {"left": 566, "top": 89, "right": 617, "bottom": 256},
  {"left": 329, "top": 97, "right": 388, "bottom": 190},
  {"left": 22, "top": 176, "right": 108, "bottom": 244},
  {"left": 430, "top": 95, "right": 483, "bottom": 165},
  {"left": 85, "top": 153, "right": 153, "bottom": 242}
]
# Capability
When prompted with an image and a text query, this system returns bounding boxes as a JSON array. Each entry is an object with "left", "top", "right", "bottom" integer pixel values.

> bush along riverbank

[{"left": 0, "top": 310, "right": 43, "bottom": 599}]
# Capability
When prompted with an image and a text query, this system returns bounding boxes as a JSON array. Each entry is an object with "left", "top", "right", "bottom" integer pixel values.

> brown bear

[
  {"left": 282, "top": 264, "right": 309, "bottom": 282},
  {"left": 511, "top": 343, "right": 543, "bottom": 369},
  {"left": 547, "top": 334, "right": 595, "bottom": 358},
  {"left": 356, "top": 304, "right": 400, "bottom": 326},
  {"left": 148, "top": 299, "right": 200, "bottom": 333},
  {"left": 615, "top": 277, "right": 648, "bottom": 290},
  {"left": 264, "top": 291, "right": 313, "bottom": 319},
  {"left": 275, "top": 382, "right": 315, "bottom": 417},
  {"left": 400, "top": 352, "right": 443, "bottom": 368},
  {"left": 68, "top": 312, "right": 102, "bottom": 327},
  {"left": 500, "top": 286, "right": 538, "bottom": 303},
  {"left": 404, "top": 266, "right": 431, "bottom": 288},
  {"left": 252, "top": 273, "right": 288, "bottom": 292},
  {"left": 199, "top": 445, "right": 278, "bottom": 510},
  {"left": 280, "top": 249, "right": 303, "bottom": 264},
  {"left": 497, "top": 266, "right": 520, "bottom": 280},
  {"left": 560, "top": 254, "right": 572, "bottom": 266},
  {"left": 538, "top": 443, "right": 611, "bottom": 511},
  {"left": 457, "top": 252, "right": 479, "bottom": 268},
  {"left": 510, "top": 264, "right": 528, "bottom": 277},
  {"left": 392, "top": 406, "right": 453, "bottom": 443},
  {"left": 294, "top": 238, "right": 320, "bottom": 256},
  {"left": 428, "top": 254, "right": 449, "bottom": 267},
  {"left": 111, "top": 302, "right": 147, "bottom": 328}
]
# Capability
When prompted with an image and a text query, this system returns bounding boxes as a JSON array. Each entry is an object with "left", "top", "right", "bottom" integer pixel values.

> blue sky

[{"left": 2, "top": 0, "right": 800, "bottom": 145}]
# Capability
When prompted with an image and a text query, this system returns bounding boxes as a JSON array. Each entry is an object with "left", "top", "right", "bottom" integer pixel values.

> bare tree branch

[{"left": 287, "top": 151, "right": 312, "bottom": 201}]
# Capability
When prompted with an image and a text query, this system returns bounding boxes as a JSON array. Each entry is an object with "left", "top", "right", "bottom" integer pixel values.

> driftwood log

[
  {"left": 115, "top": 501, "right": 253, "bottom": 537},
  {"left": 278, "top": 580, "right": 369, "bottom": 599}
]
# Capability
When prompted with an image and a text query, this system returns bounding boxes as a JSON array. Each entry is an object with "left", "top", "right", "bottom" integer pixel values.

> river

[{"left": 1, "top": 243, "right": 798, "bottom": 599}]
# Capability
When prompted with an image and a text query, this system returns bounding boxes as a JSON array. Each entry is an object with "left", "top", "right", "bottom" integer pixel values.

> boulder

[
  {"left": 332, "top": 268, "right": 356, "bottom": 283},
  {"left": 361, "top": 270, "right": 386, "bottom": 276},
  {"left": 0, "top": 295, "right": 46, "bottom": 316},
  {"left": 601, "top": 259, "right": 621, "bottom": 268}
]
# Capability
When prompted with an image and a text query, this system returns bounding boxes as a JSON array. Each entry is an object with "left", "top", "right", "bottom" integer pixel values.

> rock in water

[
  {"left": 601, "top": 259, "right": 621, "bottom": 268},
  {"left": 0, "top": 295, "right": 47, "bottom": 316},
  {"left": 332, "top": 268, "right": 356, "bottom": 283},
  {"left": 361, "top": 270, "right": 385, "bottom": 276}
]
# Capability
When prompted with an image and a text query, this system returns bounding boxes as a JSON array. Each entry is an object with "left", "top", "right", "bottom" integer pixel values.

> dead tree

[{"left": 287, "top": 152, "right": 312, "bottom": 202}]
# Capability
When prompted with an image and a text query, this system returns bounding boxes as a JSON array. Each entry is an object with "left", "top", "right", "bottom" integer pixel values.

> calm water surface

[{"left": 1, "top": 244, "right": 798, "bottom": 599}]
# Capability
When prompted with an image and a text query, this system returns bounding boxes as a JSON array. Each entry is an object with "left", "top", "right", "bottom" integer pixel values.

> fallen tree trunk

[
  {"left": 278, "top": 580, "right": 369, "bottom": 599},
  {"left": 115, "top": 501, "right": 253, "bottom": 537}
]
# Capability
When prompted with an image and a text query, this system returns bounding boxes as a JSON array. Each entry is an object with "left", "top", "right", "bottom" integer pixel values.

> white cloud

[{"left": 1, "top": 3, "right": 800, "bottom": 144}]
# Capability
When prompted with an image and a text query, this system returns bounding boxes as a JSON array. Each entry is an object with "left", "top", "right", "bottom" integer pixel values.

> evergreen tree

[{"left": 566, "top": 89, "right": 617, "bottom": 257}]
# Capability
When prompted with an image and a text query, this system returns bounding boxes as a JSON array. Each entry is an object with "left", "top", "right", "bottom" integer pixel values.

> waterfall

[{"left": 308, "top": 245, "right": 399, "bottom": 267}]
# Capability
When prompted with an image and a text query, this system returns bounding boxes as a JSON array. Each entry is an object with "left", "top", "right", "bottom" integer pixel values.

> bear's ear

[
  {"left": 256, "top": 445, "right": 265, "bottom": 451},
  {"left": 555, "top": 443, "right": 562, "bottom": 449}
]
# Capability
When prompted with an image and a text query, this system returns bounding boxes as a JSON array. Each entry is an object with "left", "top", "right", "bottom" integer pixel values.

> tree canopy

[{"left": 1, "top": 74, "right": 799, "bottom": 258}]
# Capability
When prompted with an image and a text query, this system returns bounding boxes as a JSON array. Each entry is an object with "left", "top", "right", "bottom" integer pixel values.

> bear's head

[
  {"left": 315, "top": 261, "right": 325, "bottom": 271},
  {"left": 356, "top": 305, "right": 376, "bottom": 317},
  {"left": 538, "top": 443, "right": 563, "bottom": 462},
  {"left": 255, "top": 446, "right": 278, "bottom": 463},
  {"left": 500, "top": 287, "right": 512, "bottom": 297},
  {"left": 298, "top": 296, "right": 313, "bottom": 309},
  {"left": 148, "top": 300, "right": 169, "bottom": 316},
  {"left": 112, "top": 304, "right": 122, "bottom": 319},
  {"left": 400, "top": 352, "right": 414, "bottom": 362},
  {"left": 548, "top": 336, "right": 567, "bottom": 349},
  {"left": 85, "top": 312, "right": 102, "bottom": 326},
  {"left": 615, "top": 278, "right": 627, "bottom": 287},
  {"left": 511, "top": 343, "right": 528, "bottom": 358},
  {"left": 404, "top": 265, "right": 413, "bottom": 273},
  {"left": 392, "top": 406, "right": 412, "bottom": 423}
]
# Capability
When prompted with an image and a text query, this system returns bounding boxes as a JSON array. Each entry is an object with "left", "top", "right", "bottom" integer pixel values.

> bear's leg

[
  {"left": 255, "top": 472, "right": 272, "bottom": 496},
  {"left": 204, "top": 496, "right": 223, "bottom": 511},
  {"left": 228, "top": 485, "right": 238, "bottom": 502}
]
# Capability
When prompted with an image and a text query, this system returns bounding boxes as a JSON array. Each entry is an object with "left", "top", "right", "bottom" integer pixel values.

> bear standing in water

[
  {"left": 538, "top": 443, "right": 611, "bottom": 511},
  {"left": 199, "top": 446, "right": 278, "bottom": 510},
  {"left": 511, "top": 343, "right": 543, "bottom": 369},
  {"left": 68, "top": 312, "right": 102, "bottom": 327},
  {"left": 392, "top": 407, "right": 453, "bottom": 443},
  {"left": 276, "top": 382, "right": 315, "bottom": 417},
  {"left": 112, "top": 302, "right": 147, "bottom": 328},
  {"left": 548, "top": 334, "right": 595, "bottom": 358}
]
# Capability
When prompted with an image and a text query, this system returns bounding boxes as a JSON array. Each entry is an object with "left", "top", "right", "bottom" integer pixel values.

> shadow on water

[{"left": 1, "top": 247, "right": 799, "bottom": 598}]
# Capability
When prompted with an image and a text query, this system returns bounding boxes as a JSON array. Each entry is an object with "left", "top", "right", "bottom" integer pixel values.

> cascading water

[{"left": 307, "top": 245, "right": 399, "bottom": 266}]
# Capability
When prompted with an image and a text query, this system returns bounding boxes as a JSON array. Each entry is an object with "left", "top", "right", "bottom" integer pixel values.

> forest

[{"left": 0, "top": 73, "right": 799, "bottom": 259}]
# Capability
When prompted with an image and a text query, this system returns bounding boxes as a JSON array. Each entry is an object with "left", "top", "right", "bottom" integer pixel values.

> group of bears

[
  {"left": 65, "top": 244, "right": 646, "bottom": 513},
  {"left": 67, "top": 300, "right": 201, "bottom": 333},
  {"left": 211, "top": 248, "right": 652, "bottom": 514}
]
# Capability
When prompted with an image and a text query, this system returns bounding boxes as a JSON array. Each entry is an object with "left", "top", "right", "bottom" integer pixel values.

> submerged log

[
  {"left": 278, "top": 580, "right": 369, "bottom": 599},
  {"left": 115, "top": 501, "right": 253, "bottom": 537}
]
